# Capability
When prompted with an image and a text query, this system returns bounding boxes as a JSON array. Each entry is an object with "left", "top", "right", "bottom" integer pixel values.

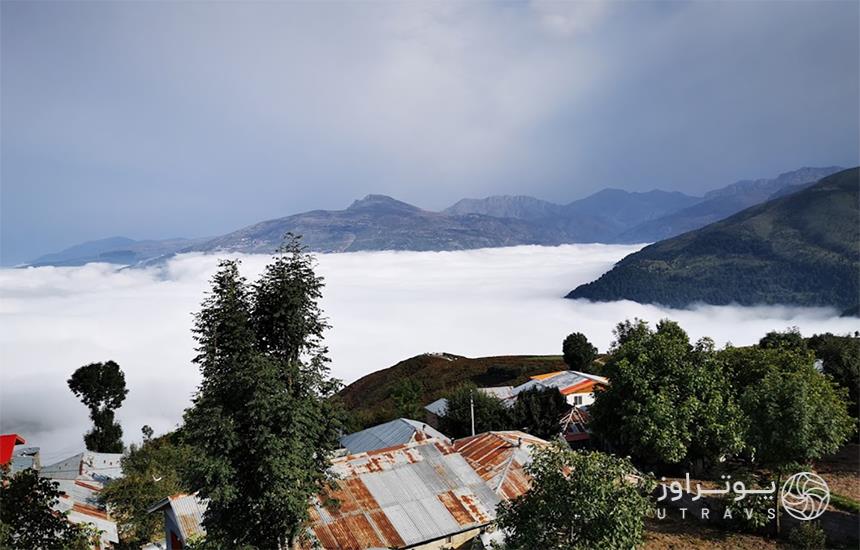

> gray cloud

[
  {"left": 2, "top": 245, "right": 856, "bottom": 462},
  {"left": 1, "top": 1, "right": 858, "bottom": 264}
]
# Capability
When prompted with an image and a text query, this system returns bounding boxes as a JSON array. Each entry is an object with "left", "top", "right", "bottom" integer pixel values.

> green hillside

[
  {"left": 567, "top": 167, "right": 860, "bottom": 312},
  {"left": 338, "top": 353, "right": 567, "bottom": 430}
]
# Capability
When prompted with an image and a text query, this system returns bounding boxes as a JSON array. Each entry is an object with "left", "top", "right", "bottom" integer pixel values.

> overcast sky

[{"left": 2, "top": 1, "right": 858, "bottom": 265}]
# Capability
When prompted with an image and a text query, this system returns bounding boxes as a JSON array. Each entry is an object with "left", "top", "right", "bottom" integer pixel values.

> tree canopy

[
  {"left": 67, "top": 360, "right": 128, "bottom": 453},
  {"left": 562, "top": 332, "right": 597, "bottom": 372},
  {"left": 740, "top": 358, "right": 854, "bottom": 469},
  {"left": 509, "top": 387, "right": 568, "bottom": 440},
  {"left": 496, "top": 444, "right": 653, "bottom": 549},
  {"left": 181, "top": 236, "right": 344, "bottom": 548},
  {"left": 807, "top": 332, "right": 860, "bottom": 418},
  {"left": 590, "top": 319, "right": 744, "bottom": 466},
  {"left": 438, "top": 384, "right": 511, "bottom": 438},
  {"left": 100, "top": 433, "right": 192, "bottom": 548},
  {"left": 0, "top": 468, "right": 94, "bottom": 549}
]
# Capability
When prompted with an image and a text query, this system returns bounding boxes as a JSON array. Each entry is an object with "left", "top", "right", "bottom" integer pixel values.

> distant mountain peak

[{"left": 347, "top": 194, "right": 421, "bottom": 212}]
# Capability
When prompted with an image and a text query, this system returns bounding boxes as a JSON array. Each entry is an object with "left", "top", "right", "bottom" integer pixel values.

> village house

[
  {"left": 2, "top": 434, "right": 122, "bottom": 548},
  {"left": 150, "top": 428, "right": 547, "bottom": 550},
  {"left": 39, "top": 450, "right": 124, "bottom": 548},
  {"left": 424, "top": 370, "right": 609, "bottom": 425}
]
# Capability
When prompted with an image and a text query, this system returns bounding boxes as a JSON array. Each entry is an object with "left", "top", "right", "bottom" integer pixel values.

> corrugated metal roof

[
  {"left": 513, "top": 370, "right": 607, "bottom": 397},
  {"left": 454, "top": 431, "right": 547, "bottom": 501},
  {"left": 478, "top": 386, "right": 515, "bottom": 400},
  {"left": 305, "top": 436, "right": 507, "bottom": 549},
  {"left": 40, "top": 451, "right": 123, "bottom": 482},
  {"left": 40, "top": 451, "right": 123, "bottom": 546},
  {"left": 339, "top": 418, "right": 449, "bottom": 455},
  {"left": 169, "top": 494, "right": 208, "bottom": 540},
  {"left": 423, "top": 397, "right": 448, "bottom": 416}
]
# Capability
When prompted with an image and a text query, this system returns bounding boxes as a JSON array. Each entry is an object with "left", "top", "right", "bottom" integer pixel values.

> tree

[
  {"left": 391, "top": 378, "right": 424, "bottom": 420},
  {"left": 68, "top": 360, "right": 128, "bottom": 453},
  {"left": 510, "top": 387, "right": 568, "bottom": 440},
  {"left": 590, "top": 319, "right": 744, "bottom": 467},
  {"left": 740, "top": 352, "right": 853, "bottom": 467},
  {"left": 759, "top": 327, "right": 807, "bottom": 352},
  {"left": 182, "top": 237, "right": 344, "bottom": 548},
  {"left": 0, "top": 468, "right": 94, "bottom": 549},
  {"left": 100, "top": 433, "right": 192, "bottom": 548},
  {"left": 807, "top": 333, "right": 860, "bottom": 417},
  {"left": 439, "top": 384, "right": 511, "bottom": 438},
  {"left": 740, "top": 358, "right": 854, "bottom": 532},
  {"left": 496, "top": 443, "right": 653, "bottom": 549},
  {"left": 562, "top": 332, "right": 597, "bottom": 372}
]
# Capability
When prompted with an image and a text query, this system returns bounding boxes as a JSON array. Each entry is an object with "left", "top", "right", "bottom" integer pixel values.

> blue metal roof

[{"left": 339, "top": 418, "right": 449, "bottom": 455}]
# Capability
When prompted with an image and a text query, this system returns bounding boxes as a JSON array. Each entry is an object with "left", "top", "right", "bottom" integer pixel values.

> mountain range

[
  {"left": 27, "top": 166, "right": 843, "bottom": 266},
  {"left": 567, "top": 167, "right": 860, "bottom": 313}
]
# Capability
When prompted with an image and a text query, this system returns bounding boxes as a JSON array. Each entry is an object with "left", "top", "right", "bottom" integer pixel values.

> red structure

[{"left": 0, "top": 433, "right": 26, "bottom": 466}]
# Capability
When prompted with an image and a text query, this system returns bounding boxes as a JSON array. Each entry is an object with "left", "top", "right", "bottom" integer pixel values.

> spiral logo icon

[{"left": 781, "top": 472, "right": 830, "bottom": 520}]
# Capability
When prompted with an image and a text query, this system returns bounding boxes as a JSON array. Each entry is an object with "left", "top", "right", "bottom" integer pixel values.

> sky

[
  {"left": 3, "top": 244, "right": 857, "bottom": 461},
  {"left": 2, "top": 1, "right": 859, "bottom": 265}
]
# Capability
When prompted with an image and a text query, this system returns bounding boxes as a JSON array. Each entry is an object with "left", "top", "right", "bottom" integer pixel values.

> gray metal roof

[
  {"left": 339, "top": 418, "right": 449, "bottom": 455},
  {"left": 39, "top": 451, "right": 123, "bottom": 546},
  {"left": 424, "top": 397, "right": 448, "bottom": 416}
]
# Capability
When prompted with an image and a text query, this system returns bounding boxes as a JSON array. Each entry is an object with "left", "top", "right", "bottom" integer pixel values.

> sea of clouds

[{"left": 2, "top": 244, "right": 856, "bottom": 463}]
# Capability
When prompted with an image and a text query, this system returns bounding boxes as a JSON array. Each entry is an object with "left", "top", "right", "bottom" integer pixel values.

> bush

[
  {"left": 830, "top": 492, "right": 860, "bottom": 513},
  {"left": 788, "top": 522, "right": 826, "bottom": 550}
]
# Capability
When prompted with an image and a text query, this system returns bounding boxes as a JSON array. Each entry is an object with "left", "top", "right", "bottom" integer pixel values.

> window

[{"left": 573, "top": 395, "right": 583, "bottom": 406}]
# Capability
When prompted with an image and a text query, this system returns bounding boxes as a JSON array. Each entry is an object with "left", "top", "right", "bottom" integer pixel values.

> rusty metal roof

[
  {"left": 306, "top": 437, "right": 508, "bottom": 549},
  {"left": 454, "top": 431, "right": 548, "bottom": 501},
  {"left": 339, "top": 418, "right": 449, "bottom": 455}
]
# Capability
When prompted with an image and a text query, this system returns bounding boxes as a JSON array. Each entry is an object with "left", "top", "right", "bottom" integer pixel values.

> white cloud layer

[{"left": 2, "top": 245, "right": 856, "bottom": 462}]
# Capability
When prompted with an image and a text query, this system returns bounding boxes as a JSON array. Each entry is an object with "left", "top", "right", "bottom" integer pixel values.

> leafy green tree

[
  {"left": 439, "top": 384, "right": 511, "bottom": 438},
  {"left": 68, "top": 360, "right": 128, "bottom": 453},
  {"left": 759, "top": 327, "right": 807, "bottom": 351},
  {"left": 391, "top": 378, "right": 424, "bottom": 420},
  {"left": 741, "top": 356, "right": 853, "bottom": 467},
  {"left": 740, "top": 359, "right": 854, "bottom": 532},
  {"left": 562, "top": 332, "right": 597, "bottom": 372},
  {"left": 510, "top": 387, "right": 567, "bottom": 440},
  {"left": 590, "top": 319, "right": 744, "bottom": 467},
  {"left": 0, "top": 468, "right": 94, "bottom": 549},
  {"left": 807, "top": 333, "right": 860, "bottom": 417},
  {"left": 183, "top": 237, "right": 344, "bottom": 548},
  {"left": 496, "top": 443, "right": 653, "bottom": 549},
  {"left": 100, "top": 433, "right": 192, "bottom": 548}
]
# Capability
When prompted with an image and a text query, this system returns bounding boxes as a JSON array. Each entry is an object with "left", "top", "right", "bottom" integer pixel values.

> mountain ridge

[
  {"left": 25, "top": 166, "right": 844, "bottom": 267},
  {"left": 567, "top": 167, "right": 860, "bottom": 312}
]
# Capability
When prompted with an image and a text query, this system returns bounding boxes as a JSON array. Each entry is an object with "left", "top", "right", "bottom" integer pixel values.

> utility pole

[{"left": 470, "top": 389, "right": 475, "bottom": 436}]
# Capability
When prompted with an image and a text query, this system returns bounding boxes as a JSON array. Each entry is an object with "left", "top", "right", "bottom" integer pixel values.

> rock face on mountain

[
  {"left": 444, "top": 195, "right": 563, "bottom": 220},
  {"left": 188, "top": 194, "right": 556, "bottom": 254},
  {"left": 567, "top": 167, "right": 860, "bottom": 311},
  {"left": 613, "top": 167, "right": 844, "bottom": 243}
]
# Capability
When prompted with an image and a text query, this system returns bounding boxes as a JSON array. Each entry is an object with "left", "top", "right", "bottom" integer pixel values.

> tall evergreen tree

[{"left": 183, "top": 237, "right": 343, "bottom": 548}]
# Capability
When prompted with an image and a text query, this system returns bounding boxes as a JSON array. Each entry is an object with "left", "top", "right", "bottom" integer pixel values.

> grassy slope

[
  {"left": 567, "top": 168, "right": 860, "bottom": 310},
  {"left": 338, "top": 353, "right": 566, "bottom": 429}
]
